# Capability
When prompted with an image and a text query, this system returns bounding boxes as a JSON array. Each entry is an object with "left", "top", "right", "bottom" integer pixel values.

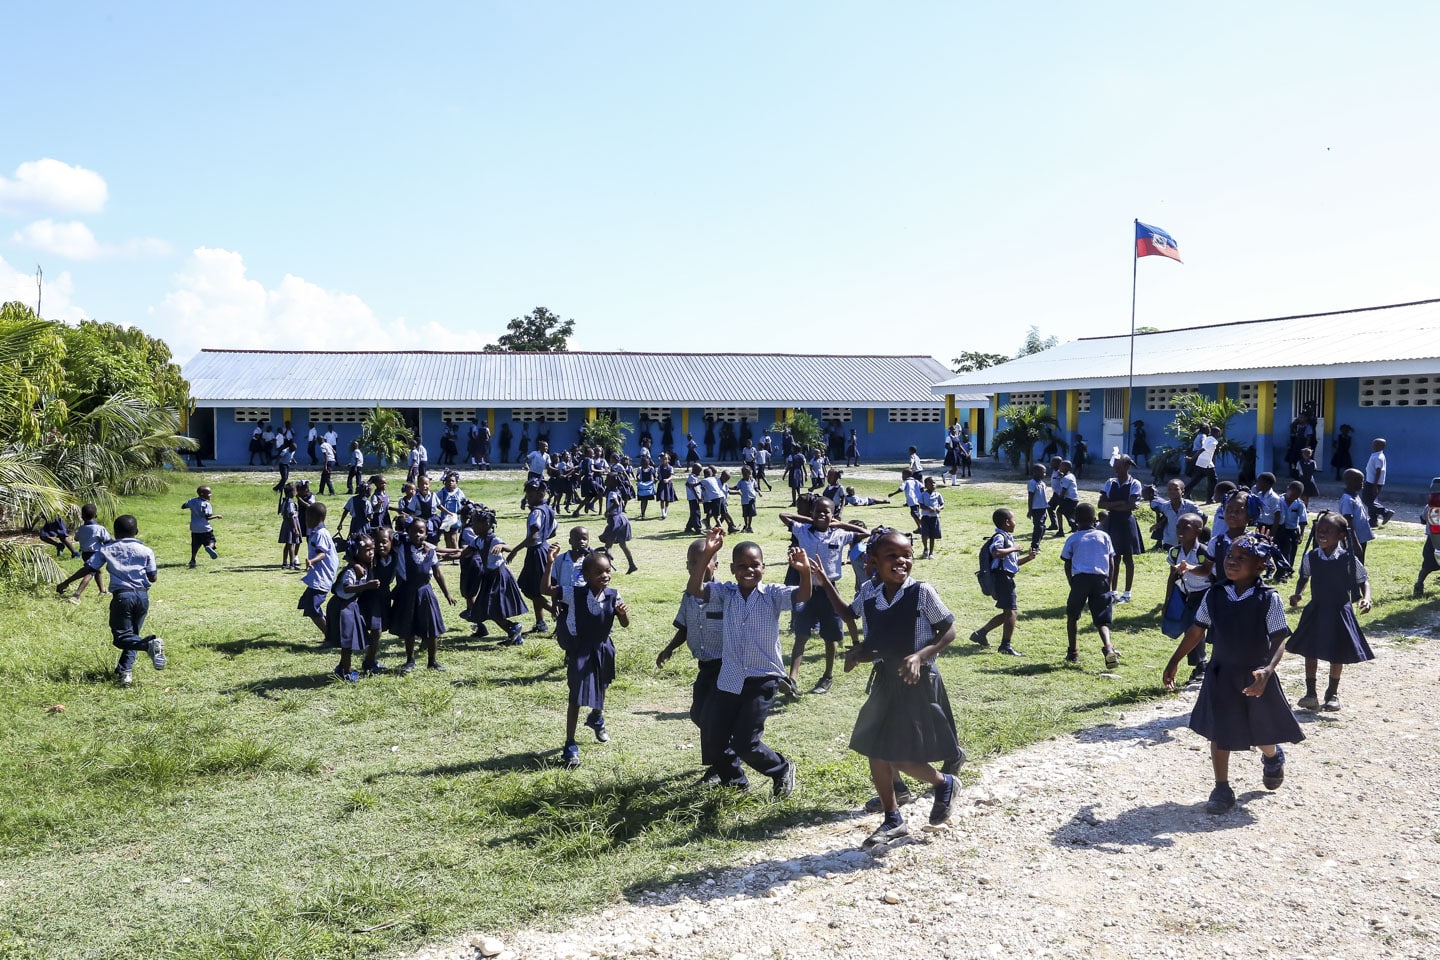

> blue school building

[
  {"left": 930, "top": 299, "right": 1440, "bottom": 486},
  {"left": 181, "top": 349, "right": 981, "bottom": 466}
]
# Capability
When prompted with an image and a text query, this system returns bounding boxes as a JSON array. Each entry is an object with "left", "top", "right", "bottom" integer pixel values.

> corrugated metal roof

[
  {"left": 184, "top": 350, "right": 969, "bottom": 407},
  {"left": 933, "top": 299, "right": 1440, "bottom": 395}
]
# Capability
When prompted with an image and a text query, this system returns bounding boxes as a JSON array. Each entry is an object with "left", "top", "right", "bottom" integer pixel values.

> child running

[
  {"left": 1161, "top": 513, "right": 1213, "bottom": 681},
  {"left": 68, "top": 504, "right": 111, "bottom": 602},
  {"left": 599, "top": 474, "right": 639, "bottom": 574},
  {"left": 180, "top": 485, "right": 221, "bottom": 568},
  {"left": 55, "top": 514, "right": 164, "bottom": 687},
  {"left": 1286, "top": 513, "right": 1374, "bottom": 712},
  {"left": 1163, "top": 534, "right": 1303, "bottom": 815},
  {"left": 328, "top": 535, "right": 381, "bottom": 683},
  {"left": 461, "top": 508, "right": 528, "bottom": 646},
  {"left": 779, "top": 496, "right": 866, "bottom": 695},
  {"left": 553, "top": 552, "right": 630, "bottom": 768},
  {"left": 391, "top": 517, "right": 457, "bottom": 671},
  {"left": 688, "top": 528, "right": 811, "bottom": 796},
  {"left": 971, "top": 508, "right": 1038, "bottom": 657},
  {"left": 1060, "top": 503, "right": 1120, "bottom": 669},
  {"left": 810, "top": 531, "right": 963, "bottom": 847},
  {"left": 509, "top": 479, "right": 558, "bottom": 634}
]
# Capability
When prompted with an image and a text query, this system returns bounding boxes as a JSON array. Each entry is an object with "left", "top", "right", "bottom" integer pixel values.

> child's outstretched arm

[
  {"left": 900, "top": 623, "right": 956, "bottom": 684},
  {"left": 1163, "top": 623, "right": 1207, "bottom": 689},
  {"left": 788, "top": 546, "right": 814, "bottom": 606},
  {"left": 656, "top": 626, "right": 687, "bottom": 667},
  {"left": 614, "top": 596, "right": 630, "bottom": 628},
  {"left": 687, "top": 528, "right": 723, "bottom": 598}
]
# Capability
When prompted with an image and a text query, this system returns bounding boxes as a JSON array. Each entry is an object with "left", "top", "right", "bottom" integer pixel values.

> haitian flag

[{"left": 1135, "top": 221, "right": 1181, "bottom": 262}]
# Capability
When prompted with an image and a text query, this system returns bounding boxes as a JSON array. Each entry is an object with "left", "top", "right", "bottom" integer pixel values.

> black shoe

[
  {"left": 779, "top": 676, "right": 800, "bottom": 699},
  {"left": 969, "top": 630, "right": 989, "bottom": 648},
  {"left": 427, "top": 661, "right": 446, "bottom": 671},
  {"left": 584, "top": 711, "right": 610, "bottom": 743},
  {"left": 862, "top": 812, "right": 908, "bottom": 849},
  {"left": 864, "top": 780, "right": 912, "bottom": 813},
  {"left": 1205, "top": 783, "right": 1236, "bottom": 815},
  {"left": 812, "top": 675, "right": 833, "bottom": 695},
  {"left": 928, "top": 774, "right": 956, "bottom": 827},
  {"left": 400, "top": 659, "right": 417, "bottom": 673},
  {"left": 1262, "top": 747, "right": 1286, "bottom": 790},
  {"left": 773, "top": 761, "right": 796, "bottom": 799},
  {"left": 997, "top": 644, "right": 1023, "bottom": 657},
  {"left": 940, "top": 750, "right": 966, "bottom": 777}
]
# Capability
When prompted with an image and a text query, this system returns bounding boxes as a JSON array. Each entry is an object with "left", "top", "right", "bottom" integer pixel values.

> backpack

[{"left": 975, "top": 536, "right": 996, "bottom": 597}]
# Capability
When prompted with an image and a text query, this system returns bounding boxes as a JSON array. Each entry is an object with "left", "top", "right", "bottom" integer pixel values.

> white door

[{"left": 1102, "top": 388, "right": 1127, "bottom": 462}]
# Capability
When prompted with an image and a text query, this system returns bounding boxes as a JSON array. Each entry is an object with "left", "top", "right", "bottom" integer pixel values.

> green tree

[
  {"left": 950, "top": 351, "right": 1010, "bottom": 373},
  {"left": 58, "top": 320, "right": 190, "bottom": 413},
  {"left": 1017, "top": 326, "right": 1059, "bottom": 357},
  {"left": 770, "top": 410, "right": 824, "bottom": 453},
  {"left": 483, "top": 307, "right": 575, "bottom": 353},
  {"left": 1148, "top": 393, "right": 1249, "bottom": 477},
  {"left": 990, "top": 403, "right": 1060, "bottom": 474},
  {"left": 358, "top": 408, "right": 411, "bottom": 467},
  {"left": 578, "top": 414, "right": 633, "bottom": 456}
]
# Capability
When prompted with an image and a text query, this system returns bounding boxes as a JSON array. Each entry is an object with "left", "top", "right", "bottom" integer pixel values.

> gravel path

[{"left": 412, "top": 632, "right": 1439, "bottom": 960}]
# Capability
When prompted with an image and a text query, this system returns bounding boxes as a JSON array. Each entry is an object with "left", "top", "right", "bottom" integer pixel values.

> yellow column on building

[
  {"left": 282, "top": 407, "right": 291, "bottom": 425},
  {"left": 681, "top": 408, "right": 689, "bottom": 433},
  {"left": 1216, "top": 383, "right": 1226, "bottom": 402},
  {"left": 867, "top": 409, "right": 875, "bottom": 432},
  {"left": 1049, "top": 391, "right": 1057, "bottom": 416},
  {"left": 944, "top": 394, "right": 957, "bottom": 427},
  {"left": 777, "top": 408, "right": 790, "bottom": 424},
  {"left": 487, "top": 408, "right": 495, "bottom": 431},
  {"left": 586, "top": 407, "right": 596, "bottom": 422},
  {"left": 1323, "top": 378, "right": 1336, "bottom": 421},
  {"left": 1065, "top": 390, "right": 1078, "bottom": 434},
  {"left": 1257, "top": 380, "right": 1276, "bottom": 475},
  {"left": 180, "top": 406, "right": 190, "bottom": 432},
  {"left": 989, "top": 396, "right": 999, "bottom": 439}
]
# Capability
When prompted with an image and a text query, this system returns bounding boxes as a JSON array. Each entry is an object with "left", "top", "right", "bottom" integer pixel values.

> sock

[
  {"left": 1305, "top": 677, "right": 1318, "bottom": 698},
  {"left": 1325, "top": 677, "right": 1340, "bottom": 700}
]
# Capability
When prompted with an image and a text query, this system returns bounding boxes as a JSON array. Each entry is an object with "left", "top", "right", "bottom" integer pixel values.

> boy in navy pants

[{"left": 57, "top": 514, "right": 165, "bottom": 686}]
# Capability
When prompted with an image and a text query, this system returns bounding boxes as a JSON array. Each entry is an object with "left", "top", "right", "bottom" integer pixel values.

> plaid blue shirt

[
  {"left": 847, "top": 578, "right": 953, "bottom": 663},
  {"left": 673, "top": 592, "right": 725, "bottom": 661},
  {"left": 1061, "top": 528, "right": 1115, "bottom": 576},
  {"left": 703, "top": 581, "right": 798, "bottom": 693}
]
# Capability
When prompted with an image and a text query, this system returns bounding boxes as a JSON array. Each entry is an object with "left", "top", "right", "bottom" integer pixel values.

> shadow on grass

[
  {"left": 197, "top": 632, "right": 318, "bottom": 658},
  {"left": 379, "top": 750, "right": 555, "bottom": 777},
  {"left": 1052, "top": 797, "right": 1260, "bottom": 851},
  {"left": 975, "top": 661, "right": 1063, "bottom": 677},
  {"left": 223, "top": 671, "right": 338, "bottom": 697},
  {"left": 488, "top": 664, "right": 566, "bottom": 687},
  {"left": 632, "top": 708, "right": 692, "bottom": 722},
  {"left": 1069, "top": 685, "right": 1175, "bottom": 714}
]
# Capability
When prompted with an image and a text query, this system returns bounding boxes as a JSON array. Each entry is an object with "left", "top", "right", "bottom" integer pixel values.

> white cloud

[
  {"left": 0, "top": 254, "right": 91, "bottom": 322},
  {"left": 0, "top": 158, "right": 108, "bottom": 216},
  {"left": 150, "top": 247, "right": 499, "bottom": 360},
  {"left": 11, "top": 218, "right": 172, "bottom": 260}
]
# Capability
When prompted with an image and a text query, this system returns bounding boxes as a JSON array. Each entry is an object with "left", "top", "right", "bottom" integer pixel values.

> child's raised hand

[
  {"left": 806, "top": 554, "right": 826, "bottom": 578},
  {"left": 614, "top": 598, "right": 629, "bottom": 618},
  {"left": 703, "top": 526, "right": 725, "bottom": 554},
  {"left": 787, "top": 545, "right": 810, "bottom": 570},
  {"left": 1289, "top": 593, "right": 1303, "bottom": 608}
]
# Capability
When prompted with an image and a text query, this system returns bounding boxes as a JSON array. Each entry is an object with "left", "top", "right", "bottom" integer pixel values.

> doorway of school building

[
  {"left": 1291, "top": 379, "right": 1326, "bottom": 467},
  {"left": 1102, "top": 389, "right": 1127, "bottom": 463},
  {"left": 402, "top": 409, "right": 420, "bottom": 442}
]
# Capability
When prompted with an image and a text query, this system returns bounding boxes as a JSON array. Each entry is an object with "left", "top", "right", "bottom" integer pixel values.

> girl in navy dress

[
  {"left": 277, "top": 483, "right": 302, "bottom": 569},
  {"left": 634, "top": 457, "right": 658, "bottom": 520},
  {"left": 1286, "top": 513, "right": 1373, "bottom": 712},
  {"left": 1097, "top": 454, "right": 1143, "bottom": 603},
  {"left": 391, "top": 518, "right": 456, "bottom": 672},
  {"left": 811, "top": 531, "right": 963, "bottom": 847},
  {"left": 368, "top": 475, "right": 392, "bottom": 529},
  {"left": 509, "top": 479, "right": 557, "bottom": 635},
  {"left": 786, "top": 449, "right": 807, "bottom": 505},
  {"left": 360, "top": 527, "right": 397, "bottom": 672},
  {"left": 1163, "top": 534, "right": 1303, "bottom": 815},
  {"left": 845, "top": 429, "right": 861, "bottom": 467},
  {"left": 329, "top": 534, "right": 381, "bottom": 683},
  {"left": 460, "top": 508, "right": 529, "bottom": 646},
  {"left": 598, "top": 474, "right": 639, "bottom": 574},
  {"left": 551, "top": 552, "right": 630, "bottom": 768}
]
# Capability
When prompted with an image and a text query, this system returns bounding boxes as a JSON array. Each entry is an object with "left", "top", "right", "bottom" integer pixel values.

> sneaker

[
  {"left": 1063, "top": 651, "right": 1080, "bottom": 666},
  {"left": 426, "top": 661, "right": 446, "bottom": 672},
  {"left": 812, "top": 675, "right": 833, "bottom": 695},
  {"left": 1205, "top": 783, "right": 1236, "bottom": 815},
  {"left": 67, "top": 594, "right": 82, "bottom": 605},
  {"left": 969, "top": 630, "right": 989, "bottom": 648},
  {"left": 940, "top": 749, "right": 966, "bottom": 777},
  {"left": 532, "top": 620, "right": 549, "bottom": 635},
  {"left": 695, "top": 772, "right": 723, "bottom": 788},
  {"left": 1322, "top": 694, "right": 1341, "bottom": 712},
  {"left": 1262, "top": 747, "right": 1286, "bottom": 790},
  {"left": 1104, "top": 647, "right": 1121, "bottom": 670},
  {"left": 400, "top": 659, "right": 417, "bottom": 674},
  {"left": 626, "top": 564, "right": 638, "bottom": 575},
  {"left": 773, "top": 761, "right": 796, "bottom": 799},
  {"left": 204, "top": 544, "right": 218, "bottom": 559},
  {"left": 1119, "top": 591, "right": 1132, "bottom": 603},
  {"left": 331, "top": 668, "right": 360, "bottom": 683},
  {"left": 864, "top": 780, "right": 913, "bottom": 813},
  {"left": 117, "top": 670, "right": 133, "bottom": 687},
  {"left": 364, "top": 662, "right": 390, "bottom": 675},
  {"left": 997, "top": 644, "right": 1024, "bottom": 657},
  {"left": 928, "top": 774, "right": 957, "bottom": 827},
  {"left": 779, "top": 676, "right": 800, "bottom": 699},
  {"left": 187, "top": 561, "right": 197, "bottom": 569},
  {"left": 505, "top": 625, "right": 525, "bottom": 646},
  {"left": 1415, "top": 582, "right": 1426, "bottom": 599},
  {"left": 862, "top": 812, "right": 909, "bottom": 849},
  {"left": 147, "top": 636, "right": 166, "bottom": 670},
  {"left": 562, "top": 742, "right": 581, "bottom": 769},
  {"left": 584, "top": 711, "right": 610, "bottom": 743},
  {"left": 471, "top": 622, "right": 490, "bottom": 638},
  {"left": 1296, "top": 693, "right": 1320, "bottom": 710}
]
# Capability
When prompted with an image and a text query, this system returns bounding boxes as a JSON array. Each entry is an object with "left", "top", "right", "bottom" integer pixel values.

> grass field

[{"left": 2, "top": 465, "right": 1433, "bottom": 960}]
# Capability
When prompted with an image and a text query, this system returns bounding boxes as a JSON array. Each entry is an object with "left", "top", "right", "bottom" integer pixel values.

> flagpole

[{"left": 1126, "top": 220, "right": 1137, "bottom": 458}]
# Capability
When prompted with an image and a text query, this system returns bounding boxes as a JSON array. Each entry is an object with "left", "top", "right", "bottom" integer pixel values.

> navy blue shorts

[
  {"left": 992, "top": 573, "right": 1018, "bottom": 611},
  {"left": 1065, "top": 572, "right": 1112, "bottom": 625},
  {"left": 793, "top": 590, "right": 844, "bottom": 644},
  {"left": 297, "top": 587, "right": 327, "bottom": 617}
]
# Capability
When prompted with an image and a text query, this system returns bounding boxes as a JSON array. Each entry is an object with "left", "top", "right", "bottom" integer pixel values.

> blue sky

[{"left": 3, "top": 2, "right": 1437, "bottom": 364}]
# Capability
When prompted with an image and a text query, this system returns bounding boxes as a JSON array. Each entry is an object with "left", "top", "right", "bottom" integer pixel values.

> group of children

[{"left": 47, "top": 443, "right": 1425, "bottom": 841}]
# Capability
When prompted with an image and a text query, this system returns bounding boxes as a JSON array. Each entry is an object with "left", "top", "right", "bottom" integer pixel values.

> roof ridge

[
  {"left": 197, "top": 349, "right": 942, "bottom": 359},
  {"left": 1077, "top": 297, "right": 1440, "bottom": 342}
]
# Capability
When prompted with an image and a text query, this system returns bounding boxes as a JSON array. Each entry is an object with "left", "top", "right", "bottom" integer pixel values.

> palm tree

[{"left": 990, "top": 404, "right": 1062, "bottom": 474}]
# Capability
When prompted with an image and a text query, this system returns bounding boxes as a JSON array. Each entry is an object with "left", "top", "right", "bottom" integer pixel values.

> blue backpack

[{"left": 975, "top": 537, "right": 996, "bottom": 597}]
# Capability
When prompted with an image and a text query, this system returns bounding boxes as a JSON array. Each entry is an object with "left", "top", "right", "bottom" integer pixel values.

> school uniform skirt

[
  {"left": 328, "top": 597, "right": 368, "bottom": 651},
  {"left": 1189, "top": 660, "right": 1305, "bottom": 751},
  {"left": 471, "top": 564, "right": 528, "bottom": 621},
  {"left": 657, "top": 480, "right": 677, "bottom": 503},
  {"left": 360, "top": 584, "right": 391, "bottom": 633},
  {"left": 390, "top": 578, "right": 446, "bottom": 640},
  {"left": 517, "top": 544, "right": 552, "bottom": 597},
  {"left": 1104, "top": 512, "right": 1144, "bottom": 556},
  {"left": 849, "top": 663, "right": 962, "bottom": 764},
  {"left": 278, "top": 522, "right": 300, "bottom": 545},
  {"left": 1285, "top": 601, "right": 1374, "bottom": 664},
  {"left": 566, "top": 636, "right": 616, "bottom": 709},
  {"left": 600, "top": 514, "right": 632, "bottom": 545}
]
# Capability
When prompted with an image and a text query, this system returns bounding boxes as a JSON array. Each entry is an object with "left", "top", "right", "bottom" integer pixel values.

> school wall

[
  {"left": 197, "top": 404, "right": 949, "bottom": 466},
  {"left": 993, "top": 378, "right": 1439, "bottom": 487}
]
